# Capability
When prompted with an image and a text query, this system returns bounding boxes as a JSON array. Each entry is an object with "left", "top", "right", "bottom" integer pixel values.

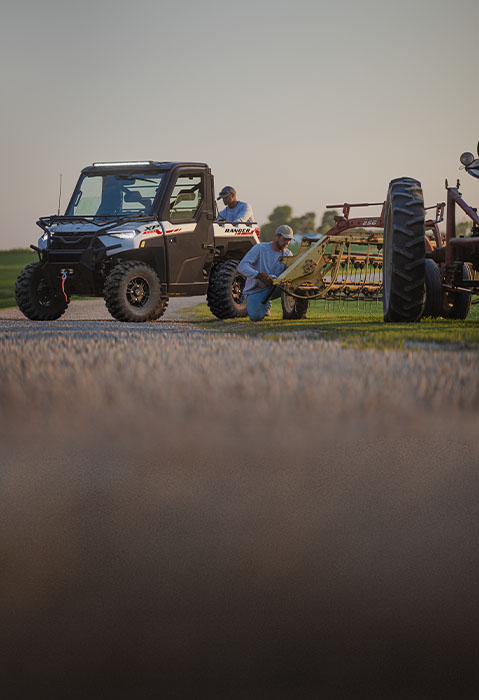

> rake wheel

[{"left": 281, "top": 290, "right": 309, "bottom": 319}]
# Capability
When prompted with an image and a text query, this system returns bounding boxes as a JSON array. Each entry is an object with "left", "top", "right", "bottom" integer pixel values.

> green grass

[
  {"left": 0, "top": 249, "right": 37, "bottom": 308},
  {"left": 178, "top": 299, "right": 479, "bottom": 351}
]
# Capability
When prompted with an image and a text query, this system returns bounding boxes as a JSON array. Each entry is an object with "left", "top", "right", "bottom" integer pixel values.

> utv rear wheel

[
  {"left": 383, "top": 177, "right": 426, "bottom": 322},
  {"left": 442, "top": 263, "right": 472, "bottom": 320},
  {"left": 422, "top": 259, "right": 443, "bottom": 318},
  {"left": 104, "top": 261, "right": 168, "bottom": 322},
  {"left": 15, "top": 262, "right": 68, "bottom": 320},
  {"left": 281, "top": 290, "right": 309, "bottom": 319},
  {"left": 207, "top": 259, "right": 247, "bottom": 319}
]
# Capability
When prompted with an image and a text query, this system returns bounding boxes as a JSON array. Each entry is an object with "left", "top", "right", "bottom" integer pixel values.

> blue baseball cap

[{"left": 217, "top": 186, "right": 236, "bottom": 200}]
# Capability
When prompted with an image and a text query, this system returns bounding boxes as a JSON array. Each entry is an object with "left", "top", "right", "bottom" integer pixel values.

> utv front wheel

[
  {"left": 383, "top": 177, "right": 426, "bottom": 322},
  {"left": 207, "top": 259, "right": 247, "bottom": 319},
  {"left": 281, "top": 290, "right": 309, "bottom": 319},
  {"left": 104, "top": 262, "right": 168, "bottom": 322},
  {"left": 15, "top": 262, "right": 69, "bottom": 320}
]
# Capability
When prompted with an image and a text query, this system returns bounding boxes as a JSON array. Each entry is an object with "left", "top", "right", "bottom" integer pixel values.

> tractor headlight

[
  {"left": 110, "top": 230, "right": 137, "bottom": 239},
  {"left": 460, "top": 152, "right": 475, "bottom": 166}
]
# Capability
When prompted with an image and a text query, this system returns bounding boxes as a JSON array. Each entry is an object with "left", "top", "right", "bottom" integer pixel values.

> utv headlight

[{"left": 110, "top": 230, "right": 137, "bottom": 239}]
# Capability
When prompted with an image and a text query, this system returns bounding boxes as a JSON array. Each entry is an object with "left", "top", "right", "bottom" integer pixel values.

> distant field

[{"left": 0, "top": 249, "right": 36, "bottom": 308}]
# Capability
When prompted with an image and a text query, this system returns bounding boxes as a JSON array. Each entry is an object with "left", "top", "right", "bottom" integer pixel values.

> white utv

[{"left": 15, "top": 161, "right": 259, "bottom": 322}]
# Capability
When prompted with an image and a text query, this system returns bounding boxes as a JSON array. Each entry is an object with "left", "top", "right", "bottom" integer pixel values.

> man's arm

[{"left": 237, "top": 245, "right": 261, "bottom": 278}]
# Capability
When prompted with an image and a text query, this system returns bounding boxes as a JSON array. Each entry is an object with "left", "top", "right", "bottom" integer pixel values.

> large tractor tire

[
  {"left": 442, "top": 263, "right": 473, "bottom": 320},
  {"left": 15, "top": 262, "right": 69, "bottom": 321},
  {"left": 281, "top": 291, "right": 309, "bottom": 319},
  {"left": 383, "top": 177, "right": 426, "bottom": 322},
  {"left": 207, "top": 259, "right": 247, "bottom": 319},
  {"left": 422, "top": 259, "right": 443, "bottom": 319},
  {"left": 104, "top": 261, "right": 168, "bottom": 322}
]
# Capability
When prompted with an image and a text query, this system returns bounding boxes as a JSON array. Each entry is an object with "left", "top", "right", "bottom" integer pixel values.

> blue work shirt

[
  {"left": 238, "top": 241, "right": 292, "bottom": 295},
  {"left": 218, "top": 201, "right": 255, "bottom": 224}
]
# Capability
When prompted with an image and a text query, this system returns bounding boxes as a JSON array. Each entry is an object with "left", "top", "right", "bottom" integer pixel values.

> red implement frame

[
  {"left": 325, "top": 201, "right": 385, "bottom": 234},
  {"left": 445, "top": 181, "right": 479, "bottom": 265},
  {"left": 325, "top": 200, "right": 445, "bottom": 248}
]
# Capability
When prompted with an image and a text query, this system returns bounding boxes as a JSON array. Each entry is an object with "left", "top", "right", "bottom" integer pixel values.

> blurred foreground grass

[{"left": 179, "top": 299, "right": 479, "bottom": 350}]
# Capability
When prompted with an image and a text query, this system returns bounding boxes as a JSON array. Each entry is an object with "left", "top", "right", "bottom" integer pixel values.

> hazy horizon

[{"left": 1, "top": 0, "right": 478, "bottom": 249}]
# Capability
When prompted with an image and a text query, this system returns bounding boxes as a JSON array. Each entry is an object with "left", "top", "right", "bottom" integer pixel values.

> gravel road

[
  {"left": 0, "top": 295, "right": 207, "bottom": 321},
  {"left": 1, "top": 300, "right": 479, "bottom": 698}
]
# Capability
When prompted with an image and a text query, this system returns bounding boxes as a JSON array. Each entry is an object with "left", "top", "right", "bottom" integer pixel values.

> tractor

[{"left": 271, "top": 145, "right": 479, "bottom": 323}]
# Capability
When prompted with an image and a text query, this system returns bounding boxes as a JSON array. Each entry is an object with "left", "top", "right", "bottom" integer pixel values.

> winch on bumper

[{"left": 35, "top": 219, "right": 125, "bottom": 295}]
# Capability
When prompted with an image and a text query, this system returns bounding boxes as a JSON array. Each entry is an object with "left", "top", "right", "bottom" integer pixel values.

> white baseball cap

[{"left": 275, "top": 225, "right": 294, "bottom": 240}]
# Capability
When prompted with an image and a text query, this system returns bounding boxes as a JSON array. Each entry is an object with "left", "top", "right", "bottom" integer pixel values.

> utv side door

[{"left": 162, "top": 169, "right": 215, "bottom": 295}]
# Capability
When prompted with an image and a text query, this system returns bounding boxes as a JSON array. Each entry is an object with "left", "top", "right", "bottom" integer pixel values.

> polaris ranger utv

[{"left": 15, "top": 161, "right": 259, "bottom": 322}]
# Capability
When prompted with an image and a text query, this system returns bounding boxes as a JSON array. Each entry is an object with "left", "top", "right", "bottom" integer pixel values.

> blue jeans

[{"left": 246, "top": 287, "right": 281, "bottom": 322}]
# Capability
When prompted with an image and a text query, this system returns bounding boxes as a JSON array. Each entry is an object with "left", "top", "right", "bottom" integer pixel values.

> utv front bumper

[{"left": 33, "top": 234, "right": 122, "bottom": 296}]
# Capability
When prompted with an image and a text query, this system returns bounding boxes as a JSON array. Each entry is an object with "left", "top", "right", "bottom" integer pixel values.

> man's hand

[{"left": 256, "top": 272, "right": 273, "bottom": 286}]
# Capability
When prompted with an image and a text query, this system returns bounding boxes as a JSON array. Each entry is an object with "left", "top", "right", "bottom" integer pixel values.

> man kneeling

[{"left": 237, "top": 225, "right": 294, "bottom": 321}]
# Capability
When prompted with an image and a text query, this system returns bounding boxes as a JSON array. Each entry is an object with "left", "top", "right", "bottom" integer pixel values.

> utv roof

[{"left": 81, "top": 161, "right": 209, "bottom": 173}]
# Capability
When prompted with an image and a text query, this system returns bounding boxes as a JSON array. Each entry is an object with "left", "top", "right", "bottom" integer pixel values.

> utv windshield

[{"left": 65, "top": 172, "right": 165, "bottom": 217}]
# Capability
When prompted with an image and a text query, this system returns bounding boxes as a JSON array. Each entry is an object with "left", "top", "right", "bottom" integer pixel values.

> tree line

[
  {"left": 260, "top": 205, "right": 474, "bottom": 241},
  {"left": 260, "top": 206, "right": 339, "bottom": 242}
]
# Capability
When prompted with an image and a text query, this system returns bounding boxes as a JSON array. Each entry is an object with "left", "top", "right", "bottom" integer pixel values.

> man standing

[
  {"left": 217, "top": 186, "right": 255, "bottom": 224},
  {"left": 237, "top": 225, "right": 294, "bottom": 321}
]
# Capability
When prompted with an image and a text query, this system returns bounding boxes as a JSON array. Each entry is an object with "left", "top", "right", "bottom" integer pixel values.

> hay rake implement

[
  {"left": 272, "top": 182, "right": 463, "bottom": 320},
  {"left": 273, "top": 201, "right": 386, "bottom": 311}
]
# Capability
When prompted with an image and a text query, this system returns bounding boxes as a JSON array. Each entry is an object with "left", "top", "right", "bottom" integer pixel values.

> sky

[{"left": 1, "top": 0, "right": 478, "bottom": 248}]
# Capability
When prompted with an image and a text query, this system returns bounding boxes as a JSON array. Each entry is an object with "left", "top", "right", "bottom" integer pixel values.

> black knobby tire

[
  {"left": 281, "top": 291, "right": 309, "bottom": 319},
  {"left": 442, "top": 263, "right": 472, "bottom": 320},
  {"left": 383, "top": 177, "right": 426, "bottom": 322},
  {"left": 206, "top": 259, "right": 247, "bottom": 319},
  {"left": 104, "top": 261, "right": 168, "bottom": 322},
  {"left": 422, "top": 259, "right": 443, "bottom": 318},
  {"left": 15, "top": 262, "right": 68, "bottom": 321}
]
